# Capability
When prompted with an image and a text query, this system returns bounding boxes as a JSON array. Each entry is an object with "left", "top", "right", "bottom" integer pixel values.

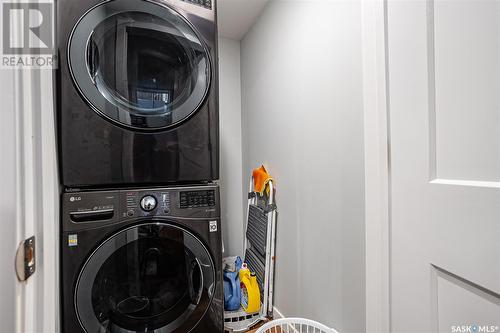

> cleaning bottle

[
  {"left": 223, "top": 256, "right": 242, "bottom": 311},
  {"left": 239, "top": 263, "right": 261, "bottom": 314}
]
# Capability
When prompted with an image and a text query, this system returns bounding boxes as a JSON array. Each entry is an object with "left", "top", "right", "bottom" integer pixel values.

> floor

[
  {"left": 247, "top": 322, "right": 281, "bottom": 333},
  {"left": 247, "top": 321, "right": 268, "bottom": 333}
]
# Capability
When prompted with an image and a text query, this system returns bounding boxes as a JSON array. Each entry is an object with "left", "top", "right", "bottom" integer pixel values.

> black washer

[{"left": 60, "top": 185, "right": 223, "bottom": 332}]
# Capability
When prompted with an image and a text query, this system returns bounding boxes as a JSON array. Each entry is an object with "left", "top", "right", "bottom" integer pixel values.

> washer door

[
  {"left": 68, "top": 0, "right": 211, "bottom": 130},
  {"left": 75, "top": 223, "right": 215, "bottom": 333}
]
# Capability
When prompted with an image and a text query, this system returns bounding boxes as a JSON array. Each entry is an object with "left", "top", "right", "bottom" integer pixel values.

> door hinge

[{"left": 15, "top": 236, "right": 35, "bottom": 282}]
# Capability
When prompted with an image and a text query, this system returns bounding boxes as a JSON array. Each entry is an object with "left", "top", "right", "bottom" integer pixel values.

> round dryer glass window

[
  {"left": 68, "top": 0, "right": 211, "bottom": 130},
  {"left": 75, "top": 223, "right": 215, "bottom": 332}
]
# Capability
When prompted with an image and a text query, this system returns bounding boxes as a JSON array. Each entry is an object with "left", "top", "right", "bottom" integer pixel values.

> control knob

[{"left": 140, "top": 195, "right": 157, "bottom": 212}]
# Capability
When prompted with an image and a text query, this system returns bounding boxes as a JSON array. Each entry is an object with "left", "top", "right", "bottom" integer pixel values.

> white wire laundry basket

[{"left": 256, "top": 318, "right": 339, "bottom": 333}]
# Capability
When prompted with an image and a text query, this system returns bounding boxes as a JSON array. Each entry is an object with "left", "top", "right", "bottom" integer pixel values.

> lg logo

[
  {"left": 69, "top": 196, "right": 81, "bottom": 202},
  {"left": 2, "top": 2, "right": 53, "bottom": 54}
]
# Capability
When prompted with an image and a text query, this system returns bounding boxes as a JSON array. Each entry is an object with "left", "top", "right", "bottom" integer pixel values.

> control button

[
  {"left": 126, "top": 210, "right": 135, "bottom": 217},
  {"left": 163, "top": 208, "right": 170, "bottom": 214},
  {"left": 140, "top": 195, "right": 157, "bottom": 212}
]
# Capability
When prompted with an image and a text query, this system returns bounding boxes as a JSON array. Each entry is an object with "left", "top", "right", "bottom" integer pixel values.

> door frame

[
  {"left": 2, "top": 1, "right": 59, "bottom": 330},
  {"left": 361, "top": 0, "right": 391, "bottom": 332},
  {"left": 14, "top": 67, "right": 60, "bottom": 333},
  {"left": 9, "top": 39, "right": 60, "bottom": 333}
]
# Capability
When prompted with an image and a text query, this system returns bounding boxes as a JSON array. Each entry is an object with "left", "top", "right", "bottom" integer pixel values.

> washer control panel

[
  {"left": 119, "top": 186, "right": 218, "bottom": 219},
  {"left": 62, "top": 186, "right": 220, "bottom": 232}
]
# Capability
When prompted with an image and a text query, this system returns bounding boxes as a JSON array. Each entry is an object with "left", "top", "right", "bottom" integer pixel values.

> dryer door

[
  {"left": 75, "top": 222, "right": 215, "bottom": 332},
  {"left": 68, "top": 0, "right": 211, "bottom": 130}
]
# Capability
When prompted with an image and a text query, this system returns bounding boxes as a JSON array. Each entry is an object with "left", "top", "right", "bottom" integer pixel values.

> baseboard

[
  {"left": 272, "top": 307, "right": 285, "bottom": 319},
  {"left": 272, "top": 307, "right": 302, "bottom": 333}
]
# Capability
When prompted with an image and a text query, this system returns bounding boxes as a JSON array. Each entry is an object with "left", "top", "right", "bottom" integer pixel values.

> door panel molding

[
  {"left": 427, "top": 0, "right": 500, "bottom": 184},
  {"left": 433, "top": 265, "right": 500, "bottom": 332},
  {"left": 433, "top": 265, "right": 500, "bottom": 306},
  {"left": 430, "top": 178, "right": 500, "bottom": 189}
]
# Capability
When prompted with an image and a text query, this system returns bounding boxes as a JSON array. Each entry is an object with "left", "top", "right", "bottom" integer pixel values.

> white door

[{"left": 387, "top": 0, "right": 500, "bottom": 332}]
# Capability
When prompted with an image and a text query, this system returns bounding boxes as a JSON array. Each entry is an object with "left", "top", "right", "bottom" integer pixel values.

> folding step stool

[{"left": 223, "top": 177, "right": 277, "bottom": 332}]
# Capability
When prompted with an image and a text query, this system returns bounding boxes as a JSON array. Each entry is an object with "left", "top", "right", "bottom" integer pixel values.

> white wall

[
  {"left": 240, "top": 1, "right": 366, "bottom": 331},
  {"left": 218, "top": 37, "right": 245, "bottom": 257}
]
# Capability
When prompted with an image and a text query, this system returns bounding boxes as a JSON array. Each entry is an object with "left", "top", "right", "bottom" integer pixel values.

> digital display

[{"left": 180, "top": 190, "right": 215, "bottom": 209}]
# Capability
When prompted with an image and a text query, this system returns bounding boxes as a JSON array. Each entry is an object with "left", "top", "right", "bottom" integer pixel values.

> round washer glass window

[
  {"left": 75, "top": 223, "right": 215, "bottom": 332},
  {"left": 69, "top": 0, "right": 211, "bottom": 130}
]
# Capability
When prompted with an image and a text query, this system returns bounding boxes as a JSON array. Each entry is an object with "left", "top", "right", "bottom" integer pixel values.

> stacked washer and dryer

[{"left": 56, "top": 0, "right": 222, "bottom": 332}]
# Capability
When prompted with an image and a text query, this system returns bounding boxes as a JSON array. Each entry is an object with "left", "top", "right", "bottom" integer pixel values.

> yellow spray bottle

[{"left": 239, "top": 263, "right": 261, "bottom": 314}]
